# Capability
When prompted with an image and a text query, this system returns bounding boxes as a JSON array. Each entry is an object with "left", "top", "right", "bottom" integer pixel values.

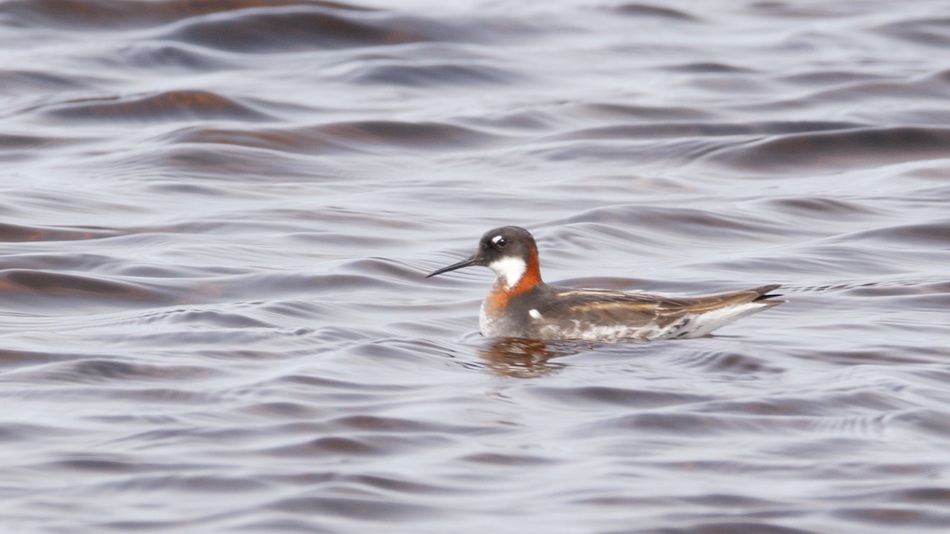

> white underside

[
  {"left": 668, "top": 301, "right": 769, "bottom": 339},
  {"left": 479, "top": 300, "right": 498, "bottom": 336},
  {"left": 480, "top": 300, "right": 771, "bottom": 342},
  {"left": 538, "top": 321, "right": 663, "bottom": 342}
]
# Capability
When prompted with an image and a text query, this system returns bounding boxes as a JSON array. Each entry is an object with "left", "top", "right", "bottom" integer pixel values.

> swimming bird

[{"left": 427, "top": 226, "right": 783, "bottom": 342}]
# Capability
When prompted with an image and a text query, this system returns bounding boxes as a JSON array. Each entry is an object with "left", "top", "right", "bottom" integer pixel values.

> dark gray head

[{"left": 427, "top": 226, "right": 541, "bottom": 287}]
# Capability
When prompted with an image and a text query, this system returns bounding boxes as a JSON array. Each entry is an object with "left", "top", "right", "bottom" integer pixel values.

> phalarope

[{"left": 427, "top": 226, "right": 783, "bottom": 342}]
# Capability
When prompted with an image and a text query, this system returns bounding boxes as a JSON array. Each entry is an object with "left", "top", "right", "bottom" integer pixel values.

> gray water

[{"left": 1, "top": 0, "right": 950, "bottom": 532}]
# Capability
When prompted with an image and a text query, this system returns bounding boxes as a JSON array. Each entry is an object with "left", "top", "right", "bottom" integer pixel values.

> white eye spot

[
  {"left": 529, "top": 309, "right": 542, "bottom": 320},
  {"left": 491, "top": 235, "right": 505, "bottom": 246}
]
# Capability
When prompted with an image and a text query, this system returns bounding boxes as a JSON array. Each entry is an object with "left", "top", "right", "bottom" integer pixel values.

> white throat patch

[{"left": 489, "top": 256, "right": 526, "bottom": 289}]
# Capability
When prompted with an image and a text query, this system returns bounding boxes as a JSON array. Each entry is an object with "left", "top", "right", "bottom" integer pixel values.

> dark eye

[{"left": 492, "top": 235, "right": 506, "bottom": 247}]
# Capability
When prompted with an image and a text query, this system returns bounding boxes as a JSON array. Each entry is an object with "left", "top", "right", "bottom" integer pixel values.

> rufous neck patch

[{"left": 484, "top": 242, "right": 542, "bottom": 313}]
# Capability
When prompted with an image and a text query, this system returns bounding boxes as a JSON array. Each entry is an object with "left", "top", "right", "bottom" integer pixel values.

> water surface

[{"left": 1, "top": 0, "right": 949, "bottom": 532}]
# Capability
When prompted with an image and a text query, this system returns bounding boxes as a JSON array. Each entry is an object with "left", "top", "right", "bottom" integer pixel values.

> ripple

[
  {"left": 664, "top": 522, "right": 821, "bottom": 534},
  {"left": 875, "top": 17, "right": 950, "bottom": 47},
  {"left": 117, "top": 42, "right": 236, "bottom": 71},
  {"left": 39, "top": 90, "right": 272, "bottom": 122},
  {"left": 0, "top": 0, "right": 371, "bottom": 29},
  {"left": 833, "top": 507, "right": 950, "bottom": 528},
  {"left": 459, "top": 452, "right": 556, "bottom": 466},
  {"left": 525, "top": 385, "right": 708, "bottom": 409},
  {"left": 762, "top": 196, "right": 879, "bottom": 218},
  {"left": 344, "top": 61, "right": 520, "bottom": 87},
  {"left": 264, "top": 436, "right": 393, "bottom": 457},
  {"left": 707, "top": 127, "right": 950, "bottom": 172},
  {"left": 266, "top": 495, "right": 443, "bottom": 521},
  {"left": 555, "top": 205, "right": 778, "bottom": 241},
  {"left": 8, "top": 358, "right": 218, "bottom": 385},
  {"left": 0, "top": 269, "right": 174, "bottom": 309},
  {"left": 106, "top": 474, "right": 269, "bottom": 493},
  {"left": 611, "top": 3, "right": 701, "bottom": 22},
  {"left": 890, "top": 409, "right": 950, "bottom": 438},
  {"left": 163, "top": 5, "right": 422, "bottom": 53},
  {"left": 592, "top": 411, "right": 780, "bottom": 436},
  {"left": 171, "top": 120, "right": 502, "bottom": 154},
  {"left": 662, "top": 61, "right": 757, "bottom": 74},
  {"left": 678, "top": 350, "right": 785, "bottom": 374},
  {"left": 0, "top": 223, "right": 118, "bottom": 242},
  {"left": 0, "top": 69, "right": 91, "bottom": 92},
  {"left": 844, "top": 220, "right": 950, "bottom": 247}
]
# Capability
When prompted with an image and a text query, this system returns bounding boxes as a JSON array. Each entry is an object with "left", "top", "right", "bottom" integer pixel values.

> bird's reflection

[{"left": 478, "top": 337, "right": 587, "bottom": 378}]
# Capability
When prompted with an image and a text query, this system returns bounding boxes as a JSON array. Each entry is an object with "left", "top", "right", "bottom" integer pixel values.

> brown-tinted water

[{"left": 2, "top": 0, "right": 950, "bottom": 532}]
